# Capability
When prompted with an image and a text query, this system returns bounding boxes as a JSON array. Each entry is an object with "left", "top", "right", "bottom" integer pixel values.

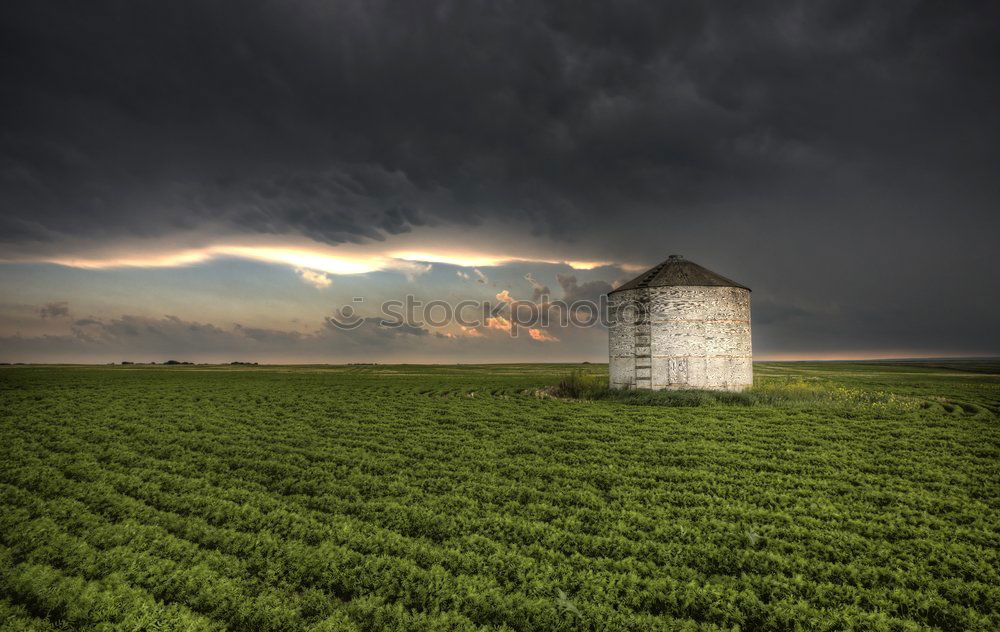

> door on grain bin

[{"left": 667, "top": 357, "right": 689, "bottom": 386}]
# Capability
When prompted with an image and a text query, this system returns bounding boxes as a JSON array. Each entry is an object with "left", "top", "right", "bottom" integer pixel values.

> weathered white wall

[
  {"left": 608, "top": 288, "right": 640, "bottom": 389},
  {"left": 608, "top": 286, "right": 752, "bottom": 391}
]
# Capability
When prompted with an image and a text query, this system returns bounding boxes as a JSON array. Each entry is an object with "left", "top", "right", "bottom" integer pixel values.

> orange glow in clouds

[
  {"left": 528, "top": 328, "right": 559, "bottom": 342},
  {"left": 34, "top": 240, "right": 634, "bottom": 279}
]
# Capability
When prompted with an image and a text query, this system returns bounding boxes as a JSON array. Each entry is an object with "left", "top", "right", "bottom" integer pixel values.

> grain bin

[{"left": 608, "top": 255, "right": 752, "bottom": 391}]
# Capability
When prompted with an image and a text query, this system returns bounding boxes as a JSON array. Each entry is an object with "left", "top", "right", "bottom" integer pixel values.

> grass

[
  {"left": 551, "top": 370, "right": 928, "bottom": 410},
  {"left": 0, "top": 362, "right": 998, "bottom": 630}
]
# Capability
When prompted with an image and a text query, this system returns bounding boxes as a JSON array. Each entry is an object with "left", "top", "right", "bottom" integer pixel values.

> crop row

[
  {"left": 1, "top": 366, "right": 998, "bottom": 630},
  {"left": 2, "top": 438, "right": 995, "bottom": 628}
]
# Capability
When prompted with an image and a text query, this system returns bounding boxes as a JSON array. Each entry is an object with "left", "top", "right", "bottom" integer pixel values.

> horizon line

[{"left": 2, "top": 354, "right": 998, "bottom": 367}]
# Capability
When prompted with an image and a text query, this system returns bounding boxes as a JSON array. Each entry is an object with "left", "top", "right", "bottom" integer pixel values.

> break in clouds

[{"left": 1, "top": 1, "right": 999, "bottom": 360}]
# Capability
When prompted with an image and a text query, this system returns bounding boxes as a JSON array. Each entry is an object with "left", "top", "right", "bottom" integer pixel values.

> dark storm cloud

[
  {"left": 37, "top": 301, "right": 69, "bottom": 319},
  {"left": 2, "top": 0, "right": 995, "bottom": 245},
  {"left": 1, "top": 0, "right": 999, "bottom": 354},
  {"left": 557, "top": 274, "right": 614, "bottom": 306},
  {"left": 524, "top": 273, "right": 551, "bottom": 302}
]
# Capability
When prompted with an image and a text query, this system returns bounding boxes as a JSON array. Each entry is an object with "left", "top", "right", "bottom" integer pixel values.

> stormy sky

[{"left": 1, "top": 1, "right": 998, "bottom": 363}]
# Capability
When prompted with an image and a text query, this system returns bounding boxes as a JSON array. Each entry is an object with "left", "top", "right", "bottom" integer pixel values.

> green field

[{"left": 1, "top": 363, "right": 998, "bottom": 631}]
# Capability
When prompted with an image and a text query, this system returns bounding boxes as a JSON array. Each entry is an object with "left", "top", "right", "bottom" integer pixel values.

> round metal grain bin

[{"left": 608, "top": 255, "right": 752, "bottom": 391}]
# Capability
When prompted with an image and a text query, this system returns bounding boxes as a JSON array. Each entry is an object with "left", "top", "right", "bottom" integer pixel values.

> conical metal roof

[{"left": 609, "top": 255, "right": 750, "bottom": 294}]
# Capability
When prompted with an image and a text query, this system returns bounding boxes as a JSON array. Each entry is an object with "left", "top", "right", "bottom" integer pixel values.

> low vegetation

[
  {"left": 1, "top": 362, "right": 997, "bottom": 630},
  {"left": 551, "top": 370, "right": 927, "bottom": 411}
]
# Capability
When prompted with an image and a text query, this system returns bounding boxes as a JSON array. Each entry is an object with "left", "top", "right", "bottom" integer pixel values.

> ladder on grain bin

[{"left": 633, "top": 292, "right": 651, "bottom": 389}]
